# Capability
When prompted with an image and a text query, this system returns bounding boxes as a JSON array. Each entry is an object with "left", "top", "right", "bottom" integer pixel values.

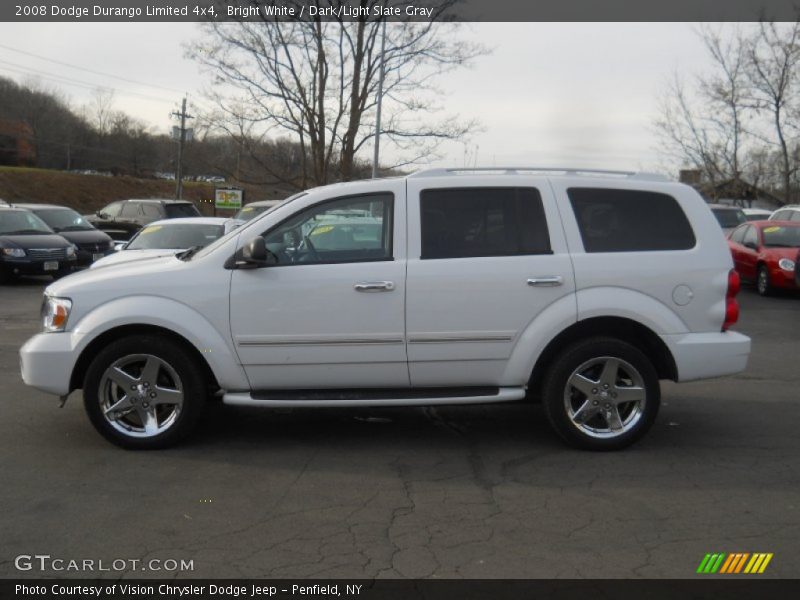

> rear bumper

[
  {"left": 661, "top": 331, "right": 751, "bottom": 382},
  {"left": 20, "top": 332, "right": 82, "bottom": 396}
]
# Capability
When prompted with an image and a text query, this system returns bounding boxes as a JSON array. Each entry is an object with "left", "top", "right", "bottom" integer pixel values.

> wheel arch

[
  {"left": 70, "top": 324, "right": 220, "bottom": 393},
  {"left": 527, "top": 316, "right": 678, "bottom": 400}
]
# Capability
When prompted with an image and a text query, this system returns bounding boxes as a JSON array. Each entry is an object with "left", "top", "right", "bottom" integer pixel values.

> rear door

[{"left": 404, "top": 176, "right": 576, "bottom": 386}]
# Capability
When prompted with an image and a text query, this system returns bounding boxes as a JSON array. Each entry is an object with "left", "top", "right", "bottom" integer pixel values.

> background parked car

[
  {"left": 85, "top": 199, "right": 201, "bottom": 241},
  {"left": 233, "top": 199, "right": 283, "bottom": 222},
  {"left": 14, "top": 204, "right": 114, "bottom": 268},
  {"left": 727, "top": 220, "right": 800, "bottom": 295},
  {"left": 769, "top": 205, "right": 800, "bottom": 221},
  {"left": 90, "top": 217, "right": 239, "bottom": 269},
  {"left": 709, "top": 203, "right": 747, "bottom": 234},
  {"left": 0, "top": 206, "right": 76, "bottom": 281},
  {"left": 742, "top": 207, "right": 772, "bottom": 221}
]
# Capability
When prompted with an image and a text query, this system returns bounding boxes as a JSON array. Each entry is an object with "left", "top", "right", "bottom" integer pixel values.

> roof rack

[{"left": 409, "top": 167, "right": 671, "bottom": 182}]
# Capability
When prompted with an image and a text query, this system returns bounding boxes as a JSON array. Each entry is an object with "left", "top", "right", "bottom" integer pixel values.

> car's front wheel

[
  {"left": 756, "top": 264, "right": 773, "bottom": 296},
  {"left": 83, "top": 335, "right": 207, "bottom": 449},
  {"left": 542, "top": 337, "right": 660, "bottom": 450}
]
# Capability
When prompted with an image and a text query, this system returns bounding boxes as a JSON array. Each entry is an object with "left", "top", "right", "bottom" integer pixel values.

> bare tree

[
  {"left": 188, "top": 1, "right": 485, "bottom": 188},
  {"left": 655, "top": 26, "right": 753, "bottom": 190},
  {"left": 745, "top": 20, "right": 800, "bottom": 204}
]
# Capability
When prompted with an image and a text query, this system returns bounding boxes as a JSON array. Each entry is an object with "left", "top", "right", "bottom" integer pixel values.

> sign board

[{"left": 215, "top": 188, "right": 243, "bottom": 210}]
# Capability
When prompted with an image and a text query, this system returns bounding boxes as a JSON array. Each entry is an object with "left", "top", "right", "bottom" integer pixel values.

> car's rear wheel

[
  {"left": 83, "top": 335, "right": 207, "bottom": 449},
  {"left": 756, "top": 264, "right": 773, "bottom": 296},
  {"left": 542, "top": 337, "right": 660, "bottom": 450}
]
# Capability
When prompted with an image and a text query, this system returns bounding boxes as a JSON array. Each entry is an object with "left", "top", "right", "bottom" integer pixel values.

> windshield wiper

[
  {"left": 3, "top": 229, "right": 48, "bottom": 235},
  {"left": 176, "top": 245, "right": 203, "bottom": 261}
]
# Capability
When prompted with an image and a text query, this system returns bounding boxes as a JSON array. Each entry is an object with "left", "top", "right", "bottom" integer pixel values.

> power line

[
  {"left": 0, "top": 60, "right": 176, "bottom": 105},
  {"left": 0, "top": 42, "right": 188, "bottom": 95}
]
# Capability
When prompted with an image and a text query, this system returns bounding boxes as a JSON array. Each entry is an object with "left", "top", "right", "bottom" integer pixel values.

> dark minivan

[
  {"left": 0, "top": 206, "right": 77, "bottom": 281},
  {"left": 15, "top": 204, "right": 114, "bottom": 267},
  {"left": 86, "top": 199, "right": 202, "bottom": 240}
]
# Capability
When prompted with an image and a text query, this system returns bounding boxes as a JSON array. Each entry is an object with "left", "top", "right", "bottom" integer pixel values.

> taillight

[{"left": 723, "top": 269, "right": 740, "bottom": 331}]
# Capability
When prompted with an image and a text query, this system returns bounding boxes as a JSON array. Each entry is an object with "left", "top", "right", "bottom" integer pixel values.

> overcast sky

[{"left": 0, "top": 22, "right": 721, "bottom": 175}]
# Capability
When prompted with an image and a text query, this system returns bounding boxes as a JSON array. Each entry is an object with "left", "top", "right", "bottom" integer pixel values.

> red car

[{"left": 727, "top": 220, "right": 800, "bottom": 295}]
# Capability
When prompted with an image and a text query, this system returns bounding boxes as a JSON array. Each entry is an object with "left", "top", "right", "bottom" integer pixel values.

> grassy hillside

[{"left": 0, "top": 166, "right": 292, "bottom": 216}]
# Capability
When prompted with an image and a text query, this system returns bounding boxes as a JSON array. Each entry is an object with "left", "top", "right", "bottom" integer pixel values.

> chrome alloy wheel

[
  {"left": 98, "top": 354, "right": 184, "bottom": 438},
  {"left": 563, "top": 356, "right": 646, "bottom": 439}
]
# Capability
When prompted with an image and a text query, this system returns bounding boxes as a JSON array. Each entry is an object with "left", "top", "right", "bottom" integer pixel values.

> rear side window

[
  {"left": 568, "top": 188, "right": 696, "bottom": 253},
  {"left": 120, "top": 203, "right": 141, "bottom": 217},
  {"left": 165, "top": 203, "right": 201, "bottom": 218},
  {"left": 420, "top": 187, "right": 551, "bottom": 259},
  {"left": 142, "top": 203, "right": 162, "bottom": 218}
]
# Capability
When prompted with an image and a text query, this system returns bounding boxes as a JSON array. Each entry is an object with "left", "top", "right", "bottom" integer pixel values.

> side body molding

[{"left": 71, "top": 295, "right": 249, "bottom": 391}]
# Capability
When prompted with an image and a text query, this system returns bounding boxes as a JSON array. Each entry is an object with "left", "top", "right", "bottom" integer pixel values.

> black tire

[
  {"left": 541, "top": 337, "right": 660, "bottom": 451},
  {"left": 83, "top": 335, "right": 207, "bottom": 449},
  {"left": 756, "top": 264, "right": 773, "bottom": 297}
]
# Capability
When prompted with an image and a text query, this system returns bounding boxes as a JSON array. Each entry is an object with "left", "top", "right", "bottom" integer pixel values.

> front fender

[{"left": 71, "top": 295, "right": 249, "bottom": 391}]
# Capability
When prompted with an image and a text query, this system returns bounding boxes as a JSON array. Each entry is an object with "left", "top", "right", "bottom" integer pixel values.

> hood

[
  {"left": 0, "top": 233, "right": 72, "bottom": 249},
  {"left": 55, "top": 229, "right": 113, "bottom": 246},
  {"left": 90, "top": 248, "right": 181, "bottom": 269}
]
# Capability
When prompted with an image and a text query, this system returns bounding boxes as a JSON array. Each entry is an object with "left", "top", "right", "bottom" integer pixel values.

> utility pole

[
  {"left": 372, "top": 18, "right": 387, "bottom": 179},
  {"left": 171, "top": 97, "right": 193, "bottom": 199}
]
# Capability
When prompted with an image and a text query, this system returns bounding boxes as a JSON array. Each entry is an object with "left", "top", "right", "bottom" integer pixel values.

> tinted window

[
  {"left": 127, "top": 223, "right": 224, "bottom": 250},
  {"left": 743, "top": 226, "right": 758, "bottom": 248},
  {"left": 164, "top": 203, "right": 201, "bottom": 218},
  {"left": 141, "top": 203, "right": 162, "bottom": 218},
  {"left": 761, "top": 224, "right": 800, "bottom": 248},
  {"left": 262, "top": 193, "right": 393, "bottom": 265},
  {"left": 0, "top": 210, "right": 53, "bottom": 235},
  {"left": 568, "top": 188, "right": 695, "bottom": 252},
  {"left": 121, "top": 203, "right": 141, "bottom": 217},
  {"left": 420, "top": 187, "right": 550, "bottom": 259},
  {"left": 730, "top": 225, "right": 747, "bottom": 244},
  {"left": 34, "top": 208, "right": 94, "bottom": 232},
  {"left": 711, "top": 207, "right": 746, "bottom": 228},
  {"left": 102, "top": 202, "right": 123, "bottom": 217}
]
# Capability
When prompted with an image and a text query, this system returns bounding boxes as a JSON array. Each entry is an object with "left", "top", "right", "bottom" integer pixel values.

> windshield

[
  {"left": 234, "top": 202, "right": 279, "bottom": 221},
  {"left": 164, "top": 203, "right": 201, "bottom": 218},
  {"left": 712, "top": 208, "right": 746, "bottom": 228},
  {"left": 34, "top": 208, "right": 94, "bottom": 231},
  {"left": 126, "top": 223, "right": 224, "bottom": 250},
  {"left": 0, "top": 210, "right": 54, "bottom": 235},
  {"left": 761, "top": 224, "right": 800, "bottom": 248}
]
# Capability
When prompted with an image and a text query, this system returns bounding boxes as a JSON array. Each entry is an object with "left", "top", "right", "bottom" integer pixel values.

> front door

[
  {"left": 404, "top": 177, "right": 576, "bottom": 386},
  {"left": 229, "top": 182, "right": 409, "bottom": 389}
]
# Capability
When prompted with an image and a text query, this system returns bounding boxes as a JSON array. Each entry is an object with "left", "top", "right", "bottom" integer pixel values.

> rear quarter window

[
  {"left": 165, "top": 203, "right": 201, "bottom": 218},
  {"left": 567, "top": 188, "right": 696, "bottom": 253}
]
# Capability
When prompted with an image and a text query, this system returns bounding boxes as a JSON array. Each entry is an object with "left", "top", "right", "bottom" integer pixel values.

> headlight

[
  {"left": 41, "top": 296, "right": 72, "bottom": 332},
  {"left": 778, "top": 258, "right": 796, "bottom": 271},
  {"left": 1, "top": 247, "right": 25, "bottom": 258},
  {"left": 66, "top": 245, "right": 76, "bottom": 257}
]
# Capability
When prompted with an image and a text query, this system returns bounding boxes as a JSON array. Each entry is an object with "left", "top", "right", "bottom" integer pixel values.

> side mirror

[
  {"left": 237, "top": 237, "right": 278, "bottom": 268},
  {"left": 96, "top": 211, "right": 108, "bottom": 219}
]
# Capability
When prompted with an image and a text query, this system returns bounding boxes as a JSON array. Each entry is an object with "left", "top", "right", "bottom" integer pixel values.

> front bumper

[
  {"left": 661, "top": 331, "right": 751, "bottom": 382},
  {"left": 75, "top": 249, "right": 113, "bottom": 268},
  {"left": 20, "top": 332, "right": 83, "bottom": 396},
  {"left": 2, "top": 256, "right": 76, "bottom": 276}
]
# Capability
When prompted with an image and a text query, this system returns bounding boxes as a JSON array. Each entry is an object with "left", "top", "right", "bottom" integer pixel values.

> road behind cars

[{"left": 0, "top": 279, "right": 798, "bottom": 578}]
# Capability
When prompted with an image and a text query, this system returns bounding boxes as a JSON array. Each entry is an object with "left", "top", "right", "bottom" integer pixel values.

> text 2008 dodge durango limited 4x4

[{"left": 20, "top": 168, "right": 751, "bottom": 450}]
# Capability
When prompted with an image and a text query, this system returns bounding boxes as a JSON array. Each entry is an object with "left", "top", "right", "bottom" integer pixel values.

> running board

[{"left": 222, "top": 386, "right": 526, "bottom": 408}]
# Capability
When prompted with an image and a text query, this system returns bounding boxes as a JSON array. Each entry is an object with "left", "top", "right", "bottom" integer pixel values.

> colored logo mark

[{"left": 696, "top": 553, "right": 773, "bottom": 574}]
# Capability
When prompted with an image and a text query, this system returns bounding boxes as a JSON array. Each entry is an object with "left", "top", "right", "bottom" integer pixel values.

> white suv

[{"left": 19, "top": 168, "right": 751, "bottom": 450}]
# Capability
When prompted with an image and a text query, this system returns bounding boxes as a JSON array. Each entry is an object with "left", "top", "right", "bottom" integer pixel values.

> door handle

[
  {"left": 527, "top": 276, "right": 564, "bottom": 287},
  {"left": 354, "top": 281, "right": 395, "bottom": 292}
]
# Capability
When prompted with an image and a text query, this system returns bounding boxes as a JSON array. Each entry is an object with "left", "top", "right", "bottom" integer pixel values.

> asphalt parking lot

[{"left": 1, "top": 277, "right": 798, "bottom": 579}]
